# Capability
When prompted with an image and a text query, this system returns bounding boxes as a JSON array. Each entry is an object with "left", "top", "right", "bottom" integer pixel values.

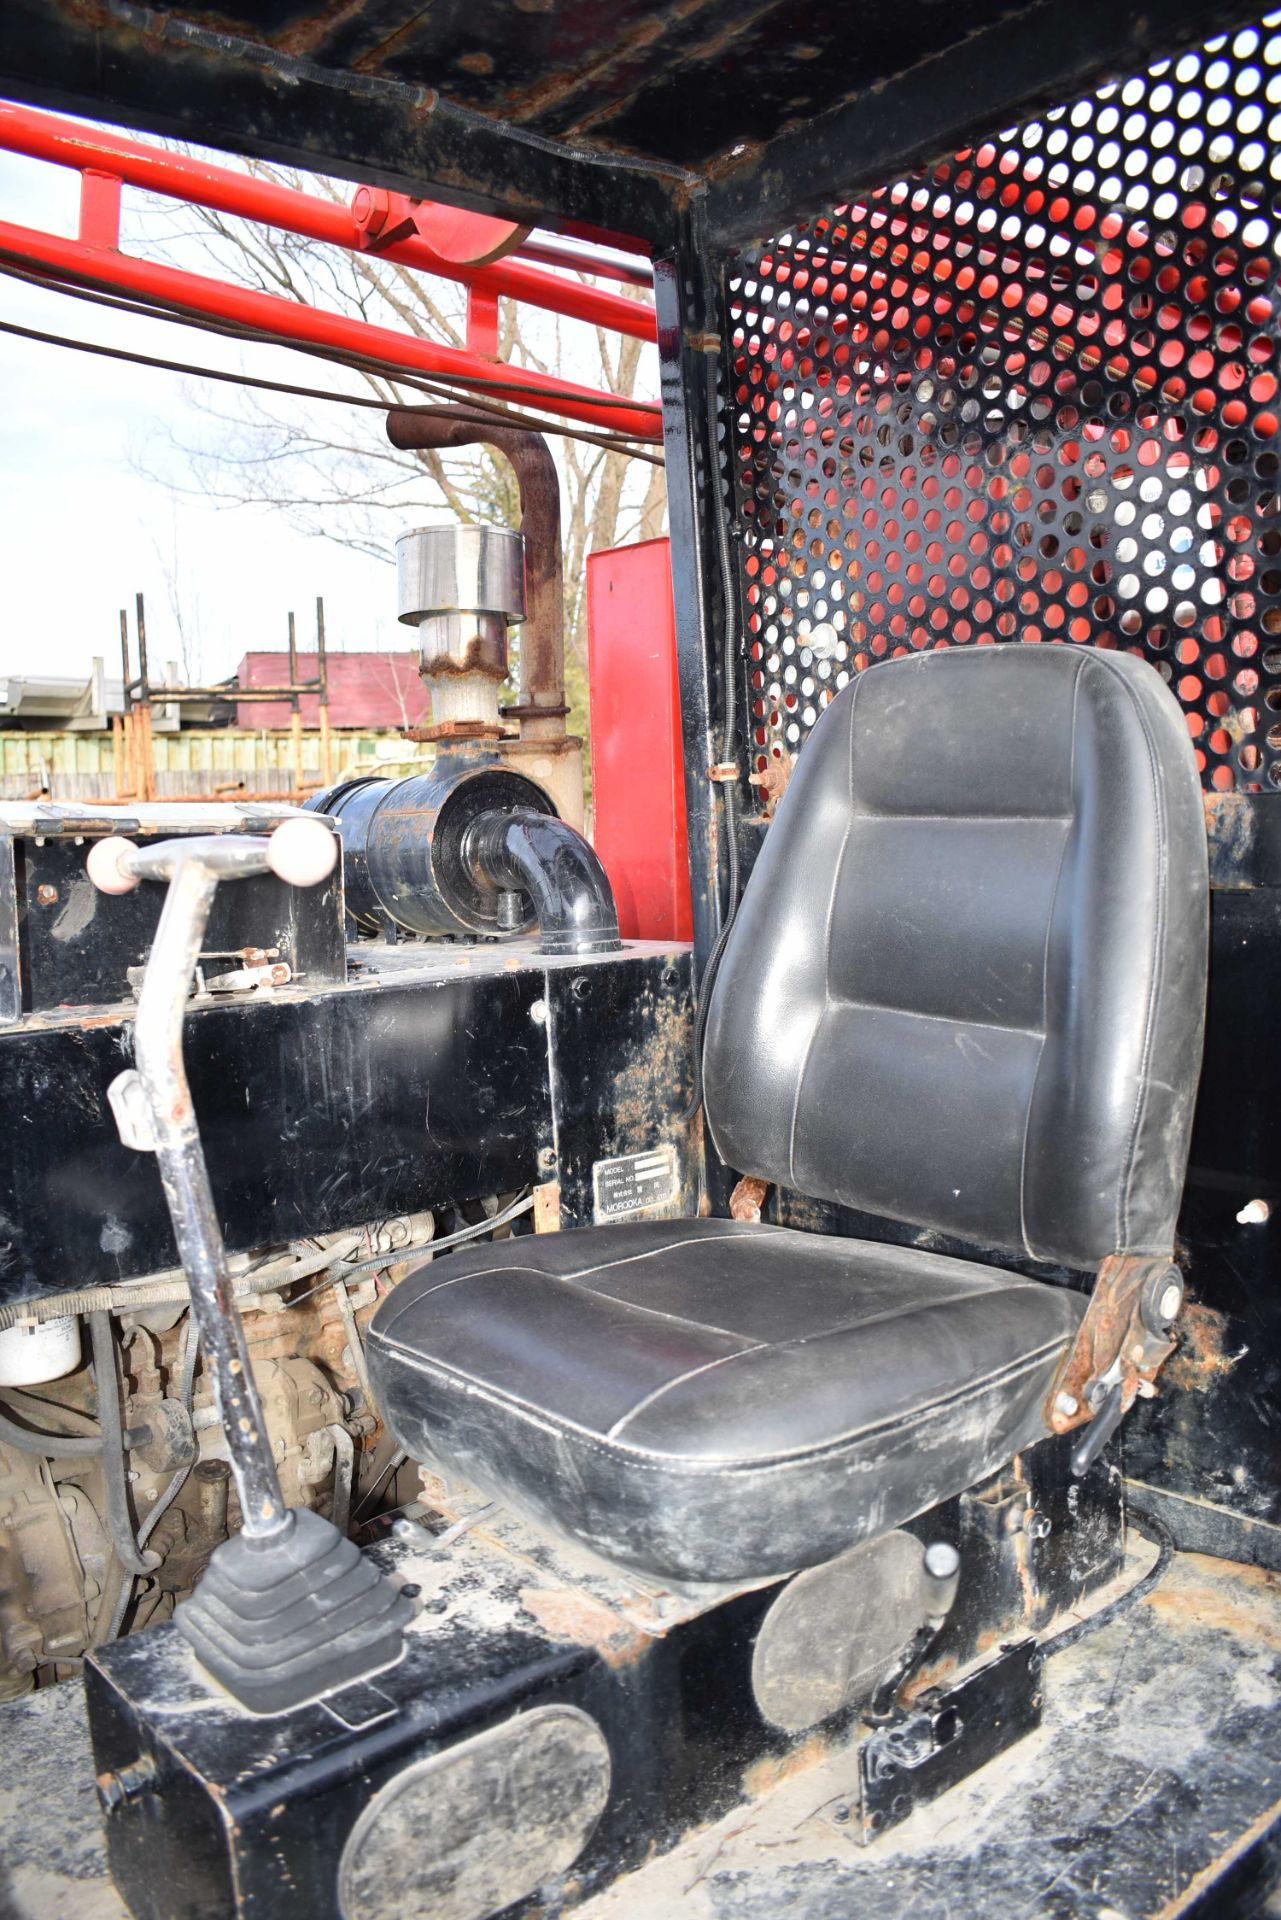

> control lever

[
  {"left": 1069, "top": 1379, "right": 1127, "bottom": 1477},
  {"left": 88, "top": 821, "right": 413, "bottom": 1714},
  {"left": 867, "top": 1540, "right": 961, "bottom": 1721}
]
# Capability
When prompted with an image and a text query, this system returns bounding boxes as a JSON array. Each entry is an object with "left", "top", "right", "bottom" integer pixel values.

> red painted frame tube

[
  {"left": 0, "top": 212, "right": 663, "bottom": 439},
  {"left": 0, "top": 101, "right": 655, "bottom": 343}
]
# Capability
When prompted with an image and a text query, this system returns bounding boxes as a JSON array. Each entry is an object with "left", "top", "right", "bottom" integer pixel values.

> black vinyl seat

[
  {"left": 368, "top": 1219, "right": 1084, "bottom": 1582},
  {"left": 368, "top": 645, "right": 1208, "bottom": 1584}
]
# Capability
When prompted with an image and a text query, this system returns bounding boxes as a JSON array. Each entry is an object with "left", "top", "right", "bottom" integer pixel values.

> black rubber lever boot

[{"left": 176, "top": 1507, "right": 416, "bottom": 1716}]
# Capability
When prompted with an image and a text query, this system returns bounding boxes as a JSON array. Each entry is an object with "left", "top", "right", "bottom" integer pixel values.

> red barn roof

[{"left": 235, "top": 651, "right": 427, "bottom": 730}]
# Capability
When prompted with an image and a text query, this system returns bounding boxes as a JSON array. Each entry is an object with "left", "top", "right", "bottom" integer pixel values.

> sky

[{"left": 0, "top": 141, "right": 452, "bottom": 686}]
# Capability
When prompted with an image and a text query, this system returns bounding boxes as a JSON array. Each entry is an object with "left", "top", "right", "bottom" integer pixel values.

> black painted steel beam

[
  {"left": 702, "top": 0, "right": 1264, "bottom": 252},
  {"left": 0, "top": 1, "right": 682, "bottom": 247}
]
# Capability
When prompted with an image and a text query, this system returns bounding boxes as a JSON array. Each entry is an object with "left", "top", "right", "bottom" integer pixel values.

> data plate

[{"left": 592, "top": 1145, "right": 679, "bottom": 1222}]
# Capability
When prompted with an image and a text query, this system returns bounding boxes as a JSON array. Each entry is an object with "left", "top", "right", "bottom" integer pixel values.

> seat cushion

[{"left": 366, "top": 1219, "right": 1085, "bottom": 1584}]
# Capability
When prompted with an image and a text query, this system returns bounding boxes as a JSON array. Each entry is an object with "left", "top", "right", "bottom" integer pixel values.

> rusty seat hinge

[
  {"left": 729, "top": 1174, "right": 770, "bottom": 1222},
  {"left": 1044, "top": 1252, "right": 1184, "bottom": 1472}
]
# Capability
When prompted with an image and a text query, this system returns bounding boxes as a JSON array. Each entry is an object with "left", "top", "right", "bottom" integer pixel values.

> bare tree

[
  {"left": 131, "top": 161, "right": 665, "bottom": 737},
  {"left": 149, "top": 498, "right": 205, "bottom": 682}
]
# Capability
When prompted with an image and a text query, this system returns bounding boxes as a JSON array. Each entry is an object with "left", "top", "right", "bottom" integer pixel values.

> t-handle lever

[{"left": 89, "top": 820, "right": 413, "bottom": 1714}]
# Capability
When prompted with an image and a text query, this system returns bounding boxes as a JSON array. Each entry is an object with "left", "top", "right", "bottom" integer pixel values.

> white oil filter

[{"left": 0, "top": 1317, "right": 81, "bottom": 1387}]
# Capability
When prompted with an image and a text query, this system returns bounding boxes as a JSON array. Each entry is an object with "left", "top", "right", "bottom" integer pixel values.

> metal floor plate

[{"left": 1, "top": 1549, "right": 1278, "bottom": 1920}]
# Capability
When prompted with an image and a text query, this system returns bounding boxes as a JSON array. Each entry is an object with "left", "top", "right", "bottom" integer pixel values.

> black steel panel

[
  {"left": 704, "top": 0, "right": 1261, "bottom": 248},
  {"left": 1125, "top": 891, "right": 1281, "bottom": 1528},
  {"left": 0, "top": 0, "right": 680, "bottom": 245},
  {"left": 0, "top": 0, "right": 1248, "bottom": 217},
  {"left": 17, "top": 837, "right": 346, "bottom": 1011},
  {"left": 545, "top": 946, "right": 697, "bottom": 1226},
  {"left": 655, "top": 239, "right": 732, "bottom": 974},
  {"left": 0, "top": 968, "right": 554, "bottom": 1300}
]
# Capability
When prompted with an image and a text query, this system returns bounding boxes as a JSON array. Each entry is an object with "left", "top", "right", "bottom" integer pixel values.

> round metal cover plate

[
  {"left": 338, "top": 1703, "right": 611, "bottom": 1920},
  {"left": 752, "top": 1528, "right": 929, "bottom": 1732}
]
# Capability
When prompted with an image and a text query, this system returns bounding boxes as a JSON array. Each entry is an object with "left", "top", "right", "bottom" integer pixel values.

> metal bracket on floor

[{"left": 827, "top": 1638, "right": 1044, "bottom": 1845}]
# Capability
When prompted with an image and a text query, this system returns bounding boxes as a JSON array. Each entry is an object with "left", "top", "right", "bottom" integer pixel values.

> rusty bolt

[
  {"left": 537, "top": 1146, "right": 558, "bottom": 1173},
  {"left": 35, "top": 884, "right": 57, "bottom": 905},
  {"left": 97, "top": 1755, "right": 158, "bottom": 1813}
]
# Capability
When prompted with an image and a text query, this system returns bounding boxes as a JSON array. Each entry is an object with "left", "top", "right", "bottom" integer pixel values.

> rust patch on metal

[
  {"left": 1145, "top": 1575, "right": 1281, "bottom": 1649},
  {"left": 1045, "top": 1253, "right": 1177, "bottom": 1438},
  {"left": 1204, "top": 790, "right": 1255, "bottom": 889},
  {"left": 533, "top": 1182, "right": 562, "bottom": 1234},
  {"left": 741, "top": 1731, "right": 832, "bottom": 1799},
  {"left": 563, "top": 0, "right": 784, "bottom": 141},
  {"left": 730, "top": 1175, "right": 769, "bottom": 1223},
  {"left": 900, "top": 1624, "right": 1019, "bottom": 1707},
  {"left": 418, "top": 644, "right": 509, "bottom": 682},
  {"left": 1163, "top": 1299, "right": 1246, "bottom": 1393},
  {"left": 349, "top": 9, "right": 438, "bottom": 74},
  {"left": 758, "top": 756, "right": 794, "bottom": 816},
  {"left": 494, "top": 0, "right": 719, "bottom": 126},
  {"left": 608, "top": 975, "right": 694, "bottom": 1148},
  {"left": 403, "top": 720, "right": 506, "bottom": 743},
  {"left": 270, "top": 0, "right": 370, "bottom": 59},
  {"left": 457, "top": 50, "right": 495, "bottom": 76},
  {"left": 518, "top": 1586, "right": 648, "bottom": 1668}
]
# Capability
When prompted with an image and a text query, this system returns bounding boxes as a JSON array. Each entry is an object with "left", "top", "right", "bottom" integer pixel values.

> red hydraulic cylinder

[{"left": 587, "top": 537, "right": 692, "bottom": 943}]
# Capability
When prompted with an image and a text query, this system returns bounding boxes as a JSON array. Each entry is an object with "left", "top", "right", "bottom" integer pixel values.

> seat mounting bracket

[{"left": 1044, "top": 1253, "right": 1183, "bottom": 1457}]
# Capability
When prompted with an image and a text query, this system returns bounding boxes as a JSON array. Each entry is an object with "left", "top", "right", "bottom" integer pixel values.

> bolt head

[
  {"left": 1054, "top": 1391, "right": 1079, "bottom": 1418},
  {"left": 923, "top": 1540, "right": 960, "bottom": 1581},
  {"left": 1159, "top": 1282, "right": 1181, "bottom": 1322}
]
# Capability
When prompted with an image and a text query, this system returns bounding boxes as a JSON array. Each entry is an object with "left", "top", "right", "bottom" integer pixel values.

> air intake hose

[{"left": 463, "top": 808, "right": 620, "bottom": 956}]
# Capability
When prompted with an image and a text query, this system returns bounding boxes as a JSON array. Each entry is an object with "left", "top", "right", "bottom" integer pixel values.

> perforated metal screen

[{"left": 727, "top": 12, "right": 1281, "bottom": 798}]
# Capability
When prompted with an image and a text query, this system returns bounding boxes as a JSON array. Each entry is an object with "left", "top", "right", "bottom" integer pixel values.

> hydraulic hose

[{"left": 0, "top": 1403, "right": 103, "bottom": 1458}]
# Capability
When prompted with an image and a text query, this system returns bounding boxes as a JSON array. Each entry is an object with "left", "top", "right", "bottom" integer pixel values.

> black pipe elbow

[{"left": 464, "top": 809, "right": 621, "bottom": 956}]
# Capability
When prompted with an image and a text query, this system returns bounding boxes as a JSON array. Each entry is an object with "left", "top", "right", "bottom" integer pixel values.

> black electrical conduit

[{"left": 1041, "top": 1506, "right": 1175, "bottom": 1655}]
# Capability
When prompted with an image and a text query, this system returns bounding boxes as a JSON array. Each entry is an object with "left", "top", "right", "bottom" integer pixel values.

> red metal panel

[
  {"left": 236, "top": 652, "right": 427, "bottom": 730},
  {"left": 587, "top": 538, "right": 691, "bottom": 944}
]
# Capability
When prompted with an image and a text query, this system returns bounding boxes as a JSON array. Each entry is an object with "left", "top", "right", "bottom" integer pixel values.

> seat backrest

[{"left": 703, "top": 646, "right": 1208, "bottom": 1269}]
